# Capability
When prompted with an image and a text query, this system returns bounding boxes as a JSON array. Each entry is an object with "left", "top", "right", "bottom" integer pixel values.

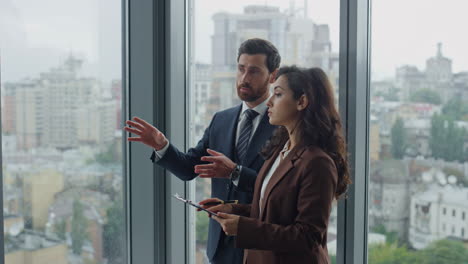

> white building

[
  {"left": 369, "top": 159, "right": 411, "bottom": 240},
  {"left": 409, "top": 184, "right": 468, "bottom": 249}
]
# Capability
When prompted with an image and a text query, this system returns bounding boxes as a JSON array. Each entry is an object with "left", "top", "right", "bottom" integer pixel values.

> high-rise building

[
  {"left": 210, "top": 5, "right": 337, "bottom": 110},
  {"left": 7, "top": 55, "right": 117, "bottom": 151}
]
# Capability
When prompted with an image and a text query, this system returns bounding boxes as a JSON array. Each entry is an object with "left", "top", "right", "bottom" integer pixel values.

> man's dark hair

[{"left": 237, "top": 38, "right": 281, "bottom": 73}]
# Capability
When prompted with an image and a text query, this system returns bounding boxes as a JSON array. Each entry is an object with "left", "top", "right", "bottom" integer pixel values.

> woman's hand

[
  {"left": 198, "top": 198, "right": 233, "bottom": 216},
  {"left": 212, "top": 212, "right": 240, "bottom": 236}
]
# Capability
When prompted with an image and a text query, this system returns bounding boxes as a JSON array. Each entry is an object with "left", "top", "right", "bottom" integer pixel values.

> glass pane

[
  {"left": 188, "top": 0, "right": 340, "bottom": 263},
  {"left": 368, "top": 0, "right": 468, "bottom": 263},
  {"left": 1, "top": 0, "right": 126, "bottom": 263}
]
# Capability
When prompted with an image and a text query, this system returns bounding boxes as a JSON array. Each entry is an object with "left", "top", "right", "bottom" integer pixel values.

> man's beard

[{"left": 237, "top": 79, "right": 269, "bottom": 102}]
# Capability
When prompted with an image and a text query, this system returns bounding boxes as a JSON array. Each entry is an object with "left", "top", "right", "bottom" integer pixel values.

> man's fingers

[
  {"left": 207, "top": 149, "right": 223, "bottom": 156},
  {"left": 126, "top": 120, "right": 145, "bottom": 131},
  {"left": 133, "top": 117, "right": 153, "bottom": 129},
  {"left": 128, "top": 137, "right": 143, "bottom": 142},
  {"left": 194, "top": 164, "right": 215, "bottom": 170},
  {"left": 200, "top": 156, "right": 219, "bottom": 162},
  {"left": 199, "top": 173, "right": 216, "bottom": 178},
  {"left": 194, "top": 169, "right": 214, "bottom": 174},
  {"left": 124, "top": 127, "right": 142, "bottom": 135}
]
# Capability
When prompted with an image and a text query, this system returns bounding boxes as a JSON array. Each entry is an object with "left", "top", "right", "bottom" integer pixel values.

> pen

[{"left": 203, "top": 200, "right": 238, "bottom": 206}]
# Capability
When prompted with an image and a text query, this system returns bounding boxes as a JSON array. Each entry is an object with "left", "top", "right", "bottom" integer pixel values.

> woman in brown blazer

[{"left": 200, "top": 66, "right": 351, "bottom": 264}]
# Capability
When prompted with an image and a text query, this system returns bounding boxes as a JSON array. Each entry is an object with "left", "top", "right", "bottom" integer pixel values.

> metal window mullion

[
  {"left": 0, "top": 58, "right": 5, "bottom": 264},
  {"left": 337, "top": 0, "right": 371, "bottom": 264},
  {"left": 128, "top": 0, "right": 168, "bottom": 263},
  {"left": 165, "top": 0, "right": 189, "bottom": 263}
]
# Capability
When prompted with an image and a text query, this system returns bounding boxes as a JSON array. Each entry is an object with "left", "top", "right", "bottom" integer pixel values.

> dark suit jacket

[
  {"left": 150, "top": 104, "right": 276, "bottom": 261},
  {"left": 230, "top": 145, "right": 338, "bottom": 264}
]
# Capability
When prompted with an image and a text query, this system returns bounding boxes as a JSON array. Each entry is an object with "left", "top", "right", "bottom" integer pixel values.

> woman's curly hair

[{"left": 261, "top": 66, "right": 351, "bottom": 199}]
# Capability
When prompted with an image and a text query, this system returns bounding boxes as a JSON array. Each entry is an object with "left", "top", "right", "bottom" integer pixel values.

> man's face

[{"left": 236, "top": 54, "right": 272, "bottom": 102}]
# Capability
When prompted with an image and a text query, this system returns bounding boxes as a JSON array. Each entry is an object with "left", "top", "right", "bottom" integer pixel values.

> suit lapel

[
  {"left": 242, "top": 112, "right": 276, "bottom": 166},
  {"left": 225, "top": 104, "right": 242, "bottom": 159},
  {"left": 259, "top": 145, "right": 306, "bottom": 220}
]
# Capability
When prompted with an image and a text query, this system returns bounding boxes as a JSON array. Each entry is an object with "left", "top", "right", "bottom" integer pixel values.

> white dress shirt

[{"left": 259, "top": 140, "right": 291, "bottom": 215}]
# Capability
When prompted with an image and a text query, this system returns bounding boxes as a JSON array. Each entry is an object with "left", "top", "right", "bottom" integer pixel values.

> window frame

[
  {"left": 337, "top": 0, "right": 371, "bottom": 263},
  {"left": 0, "top": 0, "right": 372, "bottom": 263}
]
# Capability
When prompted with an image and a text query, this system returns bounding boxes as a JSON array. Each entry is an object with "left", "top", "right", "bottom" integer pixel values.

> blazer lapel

[
  {"left": 224, "top": 104, "right": 242, "bottom": 158},
  {"left": 250, "top": 149, "right": 279, "bottom": 219},
  {"left": 259, "top": 145, "right": 307, "bottom": 220},
  {"left": 242, "top": 112, "right": 276, "bottom": 166}
]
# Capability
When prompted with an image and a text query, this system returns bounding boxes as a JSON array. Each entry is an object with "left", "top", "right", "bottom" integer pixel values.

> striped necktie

[{"left": 236, "top": 109, "right": 259, "bottom": 164}]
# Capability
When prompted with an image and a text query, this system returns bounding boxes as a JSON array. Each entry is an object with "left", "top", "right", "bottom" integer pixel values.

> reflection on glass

[
  {"left": 369, "top": 0, "right": 468, "bottom": 263},
  {"left": 1, "top": 0, "right": 125, "bottom": 263},
  {"left": 189, "top": 1, "right": 339, "bottom": 263}
]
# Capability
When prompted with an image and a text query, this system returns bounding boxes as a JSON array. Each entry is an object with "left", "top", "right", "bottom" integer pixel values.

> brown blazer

[{"left": 230, "top": 144, "right": 338, "bottom": 264}]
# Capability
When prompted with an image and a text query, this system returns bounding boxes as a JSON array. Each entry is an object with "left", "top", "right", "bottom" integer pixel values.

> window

[
  {"left": 463, "top": 211, "right": 466, "bottom": 220},
  {"left": 188, "top": 0, "right": 340, "bottom": 262},
  {"left": 368, "top": 0, "right": 468, "bottom": 262},
  {"left": 1, "top": 1, "right": 125, "bottom": 263}
]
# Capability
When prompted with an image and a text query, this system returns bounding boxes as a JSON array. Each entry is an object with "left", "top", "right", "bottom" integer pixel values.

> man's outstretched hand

[
  {"left": 124, "top": 117, "right": 168, "bottom": 150},
  {"left": 194, "top": 149, "right": 236, "bottom": 178}
]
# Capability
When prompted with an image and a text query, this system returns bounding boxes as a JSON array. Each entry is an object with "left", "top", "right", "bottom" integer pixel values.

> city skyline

[{"left": 1, "top": 0, "right": 468, "bottom": 83}]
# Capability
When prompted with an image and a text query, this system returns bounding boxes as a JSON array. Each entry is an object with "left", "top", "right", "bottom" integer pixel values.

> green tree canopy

[
  {"left": 429, "top": 114, "right": 466, "bottom": 162},
  {"left": 419, "top": 239, "right": 468, "bottom": 264},
  {"left": 103, "top": 198, "right": 125, "bottom": 263},
  {"left": 410, "top": 89, "right": 442, "bottom": 105},
  {"left": 442, "top": 97, "right": 468, "bottom": 121},
  {"left": 71, "top": 200, "right": 88, "bottom": 255},
  {"left": 391, "top": 117, "right": 407, "bottom": 159}
]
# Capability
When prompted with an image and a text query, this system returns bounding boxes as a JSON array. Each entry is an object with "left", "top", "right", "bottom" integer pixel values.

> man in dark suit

[{"left": 124, "top": 38, "right": 280, "bottom": 264}]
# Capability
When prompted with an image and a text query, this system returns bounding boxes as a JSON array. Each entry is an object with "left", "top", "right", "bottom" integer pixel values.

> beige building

[
  {"left": 23, "top": 168, "right": 64, "bottom": 229},
  {"left": 14, "top": 81, "right": 44, "bottom": 150},
  {"left": 369, "top": 118, "right": 380, "bottom": 162},
  {"left": 77, "top": 100, "right": 117, "bottom": 146},
  {"left": 5, "top": 230, "right": 68, "bottom": 264}
]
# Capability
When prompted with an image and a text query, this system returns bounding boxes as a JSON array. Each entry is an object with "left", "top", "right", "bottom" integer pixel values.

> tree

[
  {"left": 391, "top": 118, "right": 407, "bottom": 159},
  {"left": 418, "top": 239, "right": 468, "bottom": 264},
  {"left": 442, "top": 97, "right": 468, "bottom": 121},
  {"left": 71, "top": 200, "right": 88, "bottom": 255},
  {"left": 96, "top": 141, "right": 119, "bottom": 164},
  {"left": 368, "top": 243, "right": 416, "bottom": 264},
  {"left": 196, "top": 211, "right": 209, "bottom": 244},
  {"left": 371, "top": 224, "right": 400, "bottom": 245},
  {"left": 429, "top": 114, "right": 446, "bottom": 159},
  {"left": 410, "top": 89, "right": 441, "bottom": 105},
  {"left": 429, "top": 114, "right": 466, "bottom": 162},
  {"left": 54, "top": 219, "right": 67, "bottom": 240},
  {"left": 103, "top": 198, "right": 125, "bottom": 264}
]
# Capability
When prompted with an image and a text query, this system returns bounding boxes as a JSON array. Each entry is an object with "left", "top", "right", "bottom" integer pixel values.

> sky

[{"left": 1, "top": 0, "right": 467, "bottom": 83}]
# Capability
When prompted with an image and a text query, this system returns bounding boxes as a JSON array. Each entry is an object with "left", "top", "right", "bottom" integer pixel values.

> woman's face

[{"left": 266, "top": 75, "right": 301, "bottom": 127}]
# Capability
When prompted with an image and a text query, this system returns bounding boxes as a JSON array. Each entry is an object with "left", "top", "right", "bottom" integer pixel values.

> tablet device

[{"left": 172, "top": 193, "right": 218, "bottom": 217}]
